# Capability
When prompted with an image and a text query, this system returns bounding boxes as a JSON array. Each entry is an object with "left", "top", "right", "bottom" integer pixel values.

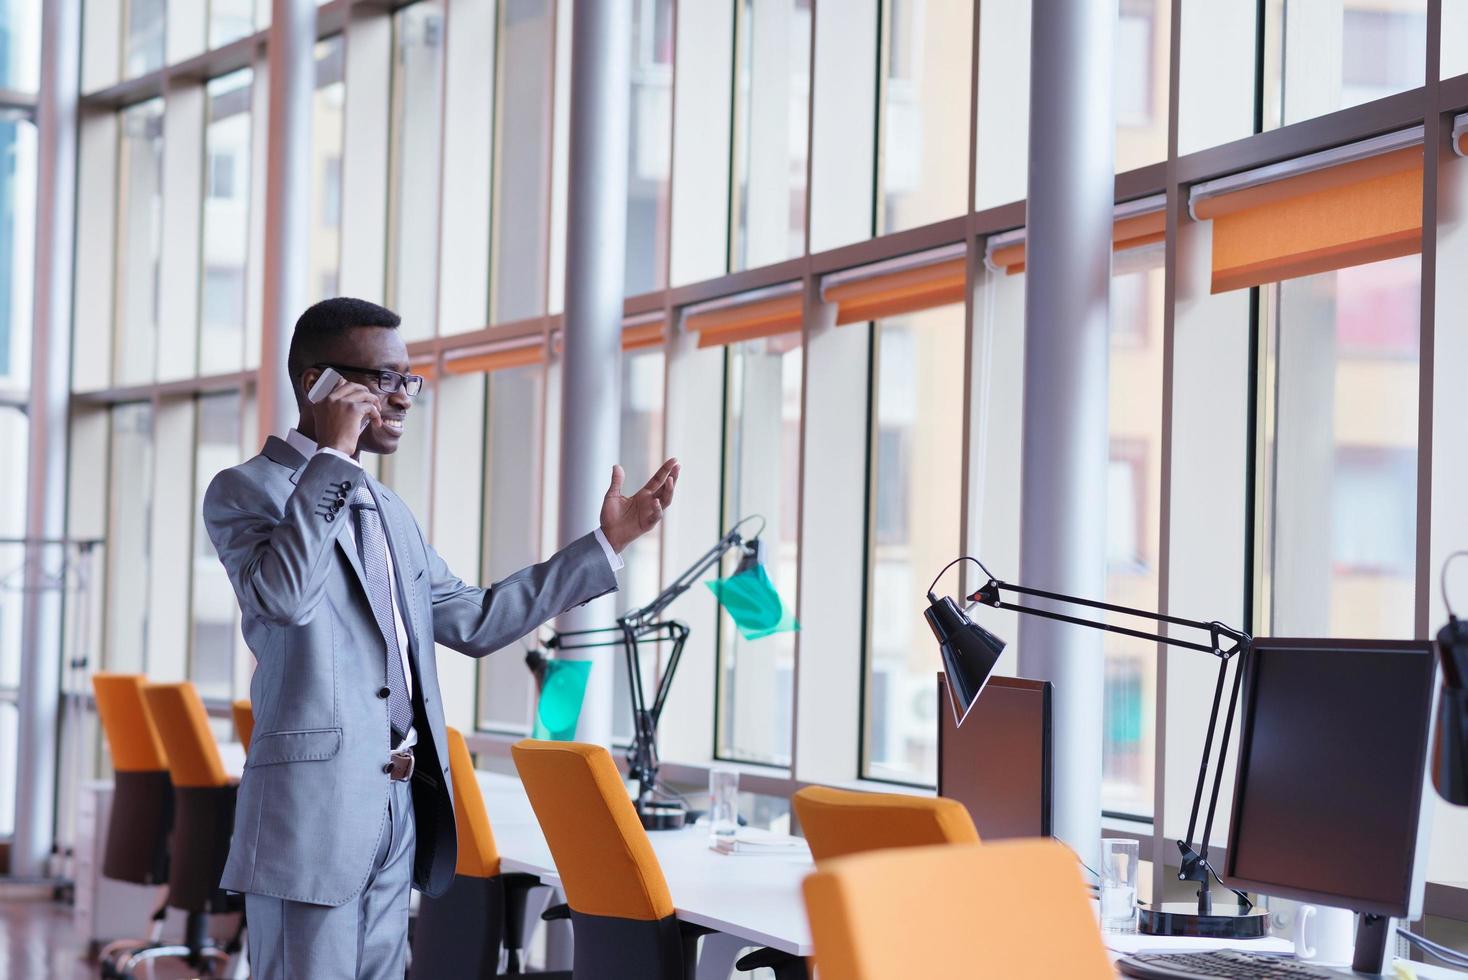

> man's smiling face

[{"left": 305, "top": 324, "right": 415, "bottom": 456}]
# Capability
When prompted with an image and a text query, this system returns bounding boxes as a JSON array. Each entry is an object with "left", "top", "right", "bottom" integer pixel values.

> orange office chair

[
  {"left": 791, "top": 785, "right": 980, "bottom": 862},
  {"left": 136, "top": 681, "right": 245, "bottom": 978},
  {"left": 802, "top": 839, "right": 1114, "bottom": 980},
  {"left": 410, "top": 727, "right": 566, "bottom": 978},
  {"left": 511, "top": 739, "right": 711, "bottom": 980},
  {"left": 92, "top": 673, "right": 175, "bottom": 976},
  {"left": 230, "top": 700, "right": 253, "bottom": 753}
]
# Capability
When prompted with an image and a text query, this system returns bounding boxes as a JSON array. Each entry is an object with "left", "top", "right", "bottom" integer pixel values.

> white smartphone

[
  {"left": 307, "top": 366, "right": 345, "bottom": 404},
  {"left": 307, "top": 366, "right": 371, "bottom": 431}
]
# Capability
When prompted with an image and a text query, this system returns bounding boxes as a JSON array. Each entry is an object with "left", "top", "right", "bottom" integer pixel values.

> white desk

[
  {"left": 477, "top": 772, "right": 1468, "bottom": 979},
  {"left": 476, "top": 771, "right": 816, "bottom": 957}
]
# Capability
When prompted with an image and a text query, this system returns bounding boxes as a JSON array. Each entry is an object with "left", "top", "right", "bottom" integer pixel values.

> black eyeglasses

[{"left": 315, "top": 363, "right": 425, "bottom": 397}]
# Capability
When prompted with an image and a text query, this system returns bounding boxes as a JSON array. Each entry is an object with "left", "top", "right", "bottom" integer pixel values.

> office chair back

[
  {"left": 141, "top": 682, "right": 237, "bottom": 914},
  {"left": 793, "top": 785, "right": 979, "bottom": 862},
  {"left": 802, "top": 839, "right": 1112, "bottom": 980},
  {"left": 231, "top": 699, "right": 254, "bottom": 753},
  {"left": 413, "top": 727, "right": 545, "bottom": 979},
  {"left": 512, "top": 739, "right": 688, "bottom": 980},
  {"left": 92, "top": 673, "right": 173, "bottom": 885}
]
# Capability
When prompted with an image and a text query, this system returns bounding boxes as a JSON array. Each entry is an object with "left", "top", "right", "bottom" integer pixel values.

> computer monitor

[
  {"left": 1224, "top": 638, "right": 1438, "bottom": 968},
  {"left": 937, "top": 673, "right": 1052, "bottom": 839}
]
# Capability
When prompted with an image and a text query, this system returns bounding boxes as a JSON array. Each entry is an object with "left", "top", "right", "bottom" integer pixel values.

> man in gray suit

[{"left": 204, "top": 297, "right": 679, "bottom": 979}]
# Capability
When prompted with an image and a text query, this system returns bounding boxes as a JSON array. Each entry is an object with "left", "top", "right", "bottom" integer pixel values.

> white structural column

[
  {"left": 1018, "top": 0, "right": 1116, "bottom": 864},
  {"left": 13, "top": 0, "right": 81, "bottom": 878},
  {"left": 557, "top": 0, "right": 632, "bottom": 745},
  {"left": 258, "top": 0, "right": 317, "bottom": 439}
]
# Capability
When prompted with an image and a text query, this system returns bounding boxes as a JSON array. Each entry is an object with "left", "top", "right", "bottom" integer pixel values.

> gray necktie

[{"left": 350, "top": 485, "right": 414, "bottom": 745}]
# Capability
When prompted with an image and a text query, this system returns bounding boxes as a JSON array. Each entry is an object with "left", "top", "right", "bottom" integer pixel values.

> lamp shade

[{"left": 925, "top": 595, "right": 1005, "bottom": 727}]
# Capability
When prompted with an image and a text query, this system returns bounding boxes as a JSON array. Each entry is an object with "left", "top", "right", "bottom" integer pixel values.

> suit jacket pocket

[{"left": 245, "top": 727, "right": 343, "bottom": 767}]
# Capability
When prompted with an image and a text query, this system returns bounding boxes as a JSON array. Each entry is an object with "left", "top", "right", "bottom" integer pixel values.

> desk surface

[
  {"left": 476, "top": 771, "right": 1468, "bottom": 976},
  {"left": 477, "top": 771, "right": 817, "bottom": 955}
]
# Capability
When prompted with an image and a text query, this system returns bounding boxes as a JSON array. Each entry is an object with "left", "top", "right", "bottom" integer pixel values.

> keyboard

[{"left": 1116, "top": 951, "right": 1345, "bottom": 979}]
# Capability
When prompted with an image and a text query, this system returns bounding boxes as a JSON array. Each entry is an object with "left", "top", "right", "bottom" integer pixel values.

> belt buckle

[{"left": 390, "top": 748, "right": 415, "bottom": 782}]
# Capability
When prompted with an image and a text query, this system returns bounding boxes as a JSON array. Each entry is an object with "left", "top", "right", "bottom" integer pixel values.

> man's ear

[{"left": 299, "top": 367, "right": 321, "bottom": 401}]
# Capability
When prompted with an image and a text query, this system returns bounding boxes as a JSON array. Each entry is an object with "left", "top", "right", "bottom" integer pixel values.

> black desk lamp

[
  {"left": 546, "top": 516, "right": 771, "bottom": 831},
  {"left": 927, "top": 556, "right": 1270, "bottom": 939},
  {"left": 1435, "top": 554, "right": 1468, "bottom": 806}
]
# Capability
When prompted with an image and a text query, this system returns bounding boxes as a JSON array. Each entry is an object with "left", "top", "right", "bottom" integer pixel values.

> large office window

[
  {"left": 104, "top": 403, "right": 155, "bottom": 674},
  {"left": 124, "top": 0, "right": 166, "bottom": 79},
  {"left": 1, "top": 0, "right": 40, "bottom": 92},
  {"left": 200, "top": 70, "right": 253, "bottom": 376},
  {"left": 0, "top": 406, "right": 26, "bottom": 687},
  {"left": 209, "top": 0, "right": 257, "bottom": 49},
  {"left": 477, "top": 362, "right": 547, "bottom": 733},
  {"left": 114, "top": 99, "right": 164, "bottom": 387},
  {"left": 0, "top": 115, "right": 36, "bottom": 388},
  {"left": 310, "top": 37, "right": 345, "bottom": 304},
  {"left": 1114, "top": 0, "right": 1169, "bottom": 171},
  {"left": 973, "top": 1, "right": 1027, "bottom": 211},
  {"left": 191, "top": 392, "right": 242, "bottom": 700},
  {"left": 625, "top": 0, "right": 674, "bottom": 296},
  {"left": 613, "top": 347, "right": 667, "bottom": 744},
  {"left": 491, "top": 0, "right": 555, "bottom": 323},
  {"left": 880, "top": 0, "right": 971, "bottom": 234},
  {"left": 0, "top": 405, "right": 24, "bottom": 840},
  {"left": 717, "top": 335, "right": 801, "bottom": 766},
  {"left": 1262, "top": 0, "right": 1427, "bottom": 130},
  {"left": 1176, "top": 1, "right": 1257, "bottom": 155},
  {"left": 863, "top": 304, "right": 965, "bottom": 785},
  {"left": 730, "top": 0, "right": 810, "bottom": 271},
  {"left": 1259, "top": 254, "right": 1420, "bottom": 638},
  {"left": 1103, "top": 245, "right": 1164, "bottom": 817},
  {"left": 388, "top": 2, "right": 446, "bottom": 341}
]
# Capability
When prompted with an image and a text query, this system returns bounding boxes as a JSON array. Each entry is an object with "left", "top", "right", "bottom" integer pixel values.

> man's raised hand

[{"left": 600, "top": 458, "right": 680, "bottom": 554}]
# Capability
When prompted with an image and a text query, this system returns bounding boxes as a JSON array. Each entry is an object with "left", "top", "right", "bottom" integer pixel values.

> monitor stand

[{"left": 1350, "top": 913, "right": 1392, "bottom": 975}]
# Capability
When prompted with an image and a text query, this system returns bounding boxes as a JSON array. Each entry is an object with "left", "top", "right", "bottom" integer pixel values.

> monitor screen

[
  {"left": 1224, "top": 639, "right": 1437, "bottom": 918},
  {"left": 938, "top": 673, "right": 1052, "bottom": 839}
]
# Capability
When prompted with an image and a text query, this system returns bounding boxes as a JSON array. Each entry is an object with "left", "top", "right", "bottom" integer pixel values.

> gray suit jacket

[{"left": 203, "top": 436, "right": 617, "bottom": 905}]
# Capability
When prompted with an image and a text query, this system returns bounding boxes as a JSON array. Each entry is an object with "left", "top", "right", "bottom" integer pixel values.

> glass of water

[
  {"left": 1100, "top": 838, "right": 1140, "bottom": 933},
  {"left": 708, "top": 767, "right": 739, "bottom": 839}
]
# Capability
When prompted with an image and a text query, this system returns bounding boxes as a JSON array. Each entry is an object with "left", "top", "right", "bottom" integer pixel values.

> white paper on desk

[{"left": 708, "top": 828, "right": 810, "bottom": 857}]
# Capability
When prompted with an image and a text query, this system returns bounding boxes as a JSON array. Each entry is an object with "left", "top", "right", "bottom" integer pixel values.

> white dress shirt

[{"left": 284, "top": 429, "right": 623, "bottom": 753}]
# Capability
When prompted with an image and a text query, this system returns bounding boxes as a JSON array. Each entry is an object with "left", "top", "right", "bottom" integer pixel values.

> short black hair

[{"left": 286, "top": 297, "right": 402, "bottom": 383}]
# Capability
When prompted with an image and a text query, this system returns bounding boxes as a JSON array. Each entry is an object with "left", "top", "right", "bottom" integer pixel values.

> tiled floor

[{"left": 0, "top": 897, "right": 209, "bottom": 979}]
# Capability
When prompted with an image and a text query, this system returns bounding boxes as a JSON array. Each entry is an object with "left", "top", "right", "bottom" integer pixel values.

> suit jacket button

[
  {"left": 325, "top": 513, "right": 335, "bottom": 523},
  {"left": 382, "top": 763, "right": 393, "bottom": 774},
  {"left": 377, "top": 687, "right": 390, "bottom": 699}
]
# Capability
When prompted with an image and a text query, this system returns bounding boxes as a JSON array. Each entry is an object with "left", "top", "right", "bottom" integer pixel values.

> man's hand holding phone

[{"left": 308, "top": 367, "right": 381, "bottom": 456}]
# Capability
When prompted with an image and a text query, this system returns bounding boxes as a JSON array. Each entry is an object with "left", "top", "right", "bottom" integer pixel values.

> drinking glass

[
  {"left": 708, "top": 767, "right": 739, "bottom": 839},
  {"left": 1100, "top": 838, "right": 1140, "bottom": 933}
]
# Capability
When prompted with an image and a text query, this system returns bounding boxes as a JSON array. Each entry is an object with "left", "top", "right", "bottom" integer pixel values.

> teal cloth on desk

[
  {"left": 532, "top": 658, "right": 591, "bottom": 740},
  {"left": 705, "top": 565, "right": 800, "bottom": 640}
]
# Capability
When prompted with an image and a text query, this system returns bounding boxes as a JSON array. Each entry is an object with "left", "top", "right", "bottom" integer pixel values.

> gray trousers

[{"left": 245, "top": 779, "right": 416, "bottom": 979}]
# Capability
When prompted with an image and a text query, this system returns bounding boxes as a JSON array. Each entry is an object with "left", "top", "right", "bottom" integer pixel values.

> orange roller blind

[
  {"left": 622, "top": 320, "right": 667, "bottom": 352},
  {"left": 987, "top": 208, "right": 1165, "bottom": 276},
  {"left": 442, "top": 342, "right": 546, "bottom": 375},
  {"left": 827, "top": 257, "right": 967, "bottom": 326},
  {"left": 685, "top": 290, "right": 803, "bottom": 349},
  {"left": 1196, "top": 145, "right": 1423, "bottom": 294},
  {"left": 549, "top": 320, "right": 668, "bottom": 355},
  {"left": 411, "top": 360, "right": 437, "bottom": 381}
]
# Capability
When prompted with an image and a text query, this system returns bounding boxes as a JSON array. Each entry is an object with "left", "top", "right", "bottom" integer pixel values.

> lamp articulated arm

[
  {"left": 959, "top": 558, "right": 1253, "bottom": 913},
  {"left": 546, "top": 517, "right": 767, "bottom": 826}
]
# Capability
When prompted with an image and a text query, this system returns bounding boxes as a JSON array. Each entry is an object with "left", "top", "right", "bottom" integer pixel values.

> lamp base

[
  {"left": 636, "top": 800, "right": 688, "bottom": 831},
  {"left": 1138, "top": 902, "right": 1271, "bottom": 939}
]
